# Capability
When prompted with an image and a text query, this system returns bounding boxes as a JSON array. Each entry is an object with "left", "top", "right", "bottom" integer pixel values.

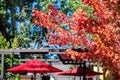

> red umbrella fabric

[
  {"left": 57, "top": 67, "right": 102, "bottom": 77},
  {"left": 7, "top": 59, "right": 62, "bottom": 80},
  {"left": 7, "top": 59, "right": 62, "bottom": 73}
]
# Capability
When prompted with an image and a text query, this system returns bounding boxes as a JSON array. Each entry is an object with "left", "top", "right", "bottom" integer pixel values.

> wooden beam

[{"left": 0, "top": 48, "right": 67, "bottom": 54}]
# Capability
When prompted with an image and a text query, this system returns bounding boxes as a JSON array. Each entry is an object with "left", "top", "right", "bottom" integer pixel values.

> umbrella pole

[
  {"left": 83, "top": 61, "right": 86, "bottom": 80},
  {"left": 34, "top": 73, "right": 36, "bottom": 80}
]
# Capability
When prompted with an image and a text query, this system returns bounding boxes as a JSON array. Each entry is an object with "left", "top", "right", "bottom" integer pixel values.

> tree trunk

[
  {"left": 9, "top": 0, "right": 16, "bottom": 35},
  {"left": 103, "top": 68, "right": 119, "bottom": 80}
]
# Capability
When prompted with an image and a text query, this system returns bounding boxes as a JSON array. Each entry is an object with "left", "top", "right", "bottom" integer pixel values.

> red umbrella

[
  {"left": 7, "top": 59, "right": 62, "bottom": 80},
  {"left": 57, "top": 67, "right": 102, "bottom": 77}
]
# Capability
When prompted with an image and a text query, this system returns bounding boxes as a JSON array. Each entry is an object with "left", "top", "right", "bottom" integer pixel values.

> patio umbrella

[
  {"left": 57, "top": 67, "right": 102, "bottom": 78},
  {"left": 7, "top": 59, "right": 62, "bottom": 80}
]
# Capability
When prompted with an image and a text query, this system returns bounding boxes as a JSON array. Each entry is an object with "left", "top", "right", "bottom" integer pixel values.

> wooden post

[
  {"left": 1, "top": 54, "right": 4, "bottom": 79},
  {"left": 96, "top": 63, "right": 100, "bottom": 80}
]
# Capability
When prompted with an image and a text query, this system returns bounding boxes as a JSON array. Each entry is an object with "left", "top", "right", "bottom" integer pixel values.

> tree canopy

[{"left": 32, "top": 0, "right": 120, "bottom": 79}]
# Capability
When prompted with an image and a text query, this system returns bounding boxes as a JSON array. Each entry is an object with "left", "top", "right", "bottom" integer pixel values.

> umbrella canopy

[
  {"left": 7, "top": 59, "right": 62, "bottom": 74},
  {"left": 57, "top": 67, "right": 102, "bottom": 77}
]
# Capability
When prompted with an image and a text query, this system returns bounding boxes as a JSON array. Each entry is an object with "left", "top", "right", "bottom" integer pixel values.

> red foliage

[{"left": 32, "top": 1, "right": 120, "bottom": 79}]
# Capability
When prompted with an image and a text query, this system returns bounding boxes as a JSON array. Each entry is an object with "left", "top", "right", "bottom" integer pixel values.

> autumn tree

[{"left": 32, "top": 0, "right": 120, "bottom": 80}]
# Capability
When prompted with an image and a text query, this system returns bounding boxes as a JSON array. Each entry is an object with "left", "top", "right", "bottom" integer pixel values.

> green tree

[{"left": 0, "top": 32, "right": 9, "bottom": 73}]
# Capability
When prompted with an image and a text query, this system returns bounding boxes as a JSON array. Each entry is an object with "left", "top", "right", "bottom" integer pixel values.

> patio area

[{"left": 0, "top": 48, "right": 103, "bottom": 80}]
